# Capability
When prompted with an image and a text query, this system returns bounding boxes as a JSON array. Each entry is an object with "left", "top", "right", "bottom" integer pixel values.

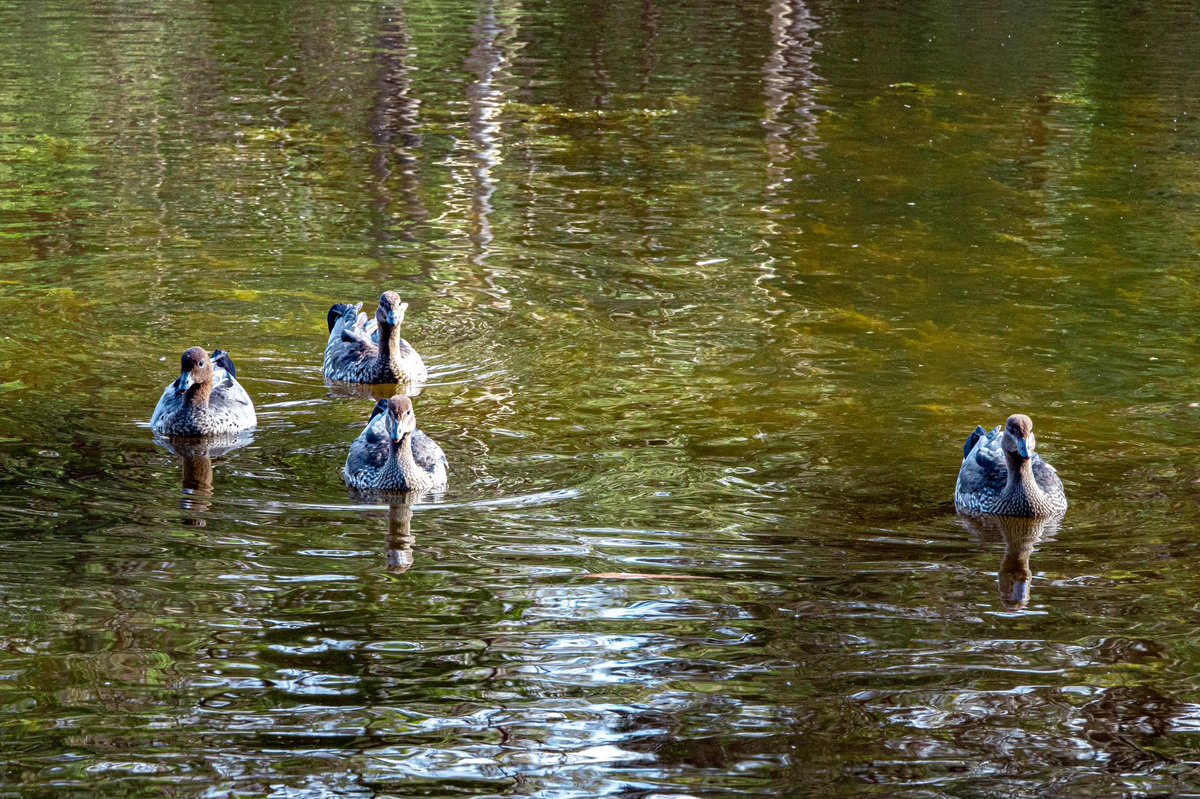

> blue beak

[
  {"left": 1016, "top": 438, "right": 1030, "bottom": 458},
  {"left": 386, "top": 310, "right": 399, "bottom": 326}
]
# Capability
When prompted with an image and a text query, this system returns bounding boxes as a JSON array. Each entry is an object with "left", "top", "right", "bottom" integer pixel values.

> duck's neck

[
  {"left": 385, "top": 433, "right": 429, "bottom": 489},
  {"left": 1000, "top": 451, "right": 1048, "bottom": 516},
  {"left": 375, "top": 321, "right": 402, "bottom": 370},
  {"left": 184, "top": 379, "right": 213, "bottom": 410}
]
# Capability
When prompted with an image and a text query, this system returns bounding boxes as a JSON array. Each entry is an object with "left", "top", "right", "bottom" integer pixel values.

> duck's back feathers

[
  {"left": 207, "top": 361, "right": 255, "bottom": 428},
  {"left": 327, "top": 303, "right": 360, "bottom": 334},
  {"left": 211, "top": 349, "right": 237, "bottom": 380},
  {"left": 1031, "top": 457, "right": 1065, "bottom": 500},
  {"left": 150, "top": 381, "right": 184, "bottom": 432},
  {"left": 963, "top": 425, "right": 987, "bottom": 460},
  {"left": 955, "top": 426, "right": 1008, "bottom": 512},
  {"left": 345, "top": 412, "right": 390, "bottom": 476}
]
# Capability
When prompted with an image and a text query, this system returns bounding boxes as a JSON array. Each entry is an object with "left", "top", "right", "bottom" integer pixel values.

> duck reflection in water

[
  {"left": 345, "top": 494, "right": 424, "bottom": 575},
  {"left": 385, "top": 501, "right": 416, "bottom": 575},
  {"left": 961, "top": 514, "right": 1060, "bottom": 610},
  {"left": 155, "top": 433, "right": 253, "bottom": 525}
]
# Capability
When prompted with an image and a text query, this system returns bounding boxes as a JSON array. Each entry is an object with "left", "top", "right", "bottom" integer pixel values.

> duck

[
  {"left": 151, "top": 347, "right": 256, "bottom": 437},
  {"left": 344, "top": 395, "right": 448, "bottom": 493},
  {"left": 323, "top": 290, "right": 428, "bottom": 384},
  {"left": 954, "top": 413, "right": 1067, "bottom": 517}
]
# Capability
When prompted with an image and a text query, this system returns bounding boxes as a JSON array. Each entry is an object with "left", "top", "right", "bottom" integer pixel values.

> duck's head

[
  {"left": 372, "top": 395, "right": 417, "bottom": 444},
  {"left": 1001, "top": 414, "right": 1036, "bottom": 460},
  {"left": 375, "top": 290, "right": 408, "bottom": 328},
  {"left": 176, "top": 347, "right": 213, "bottom": 393}
]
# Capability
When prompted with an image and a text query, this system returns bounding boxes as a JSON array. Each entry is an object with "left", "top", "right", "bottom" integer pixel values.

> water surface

[{"left": 4, "top": 1, "right": 1200, "bottom": 796}]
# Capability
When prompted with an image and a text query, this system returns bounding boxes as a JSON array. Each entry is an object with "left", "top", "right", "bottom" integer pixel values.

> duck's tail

[
  {"left": 368, "top": 397, "right": 390, "bottom": 422},
  {"left": 327, "top": 303, "right": 360, "bottom": 333},
  {"left": 962, "top": 425, "right": 987, "bottom": 460},
  {"left": 210, "top": 349, "right": 237, "bottom": 379}
]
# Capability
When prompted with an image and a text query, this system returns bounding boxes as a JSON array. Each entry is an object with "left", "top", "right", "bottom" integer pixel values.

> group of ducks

[
  {"left": 150, "top": 290, "right": 1070, "bottom": 518},
  {"left": 150, "top": 290, "right": 448, "bottom": 494}
]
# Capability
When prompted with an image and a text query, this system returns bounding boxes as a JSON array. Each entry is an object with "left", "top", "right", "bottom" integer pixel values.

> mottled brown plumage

[
  {"left": 344, "top": 395, "right": 448, "bottom": 493},
  {"left": 955, "top": 414, "right": 1067, "bottom": 517},
  {"left": 323, "top": 291, "right": 427, "bottom": 384}
]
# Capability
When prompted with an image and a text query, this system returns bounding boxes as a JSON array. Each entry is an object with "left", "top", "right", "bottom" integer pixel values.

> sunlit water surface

[{"left": 4, "top": 1, "right": 1200, "bottom": 796}]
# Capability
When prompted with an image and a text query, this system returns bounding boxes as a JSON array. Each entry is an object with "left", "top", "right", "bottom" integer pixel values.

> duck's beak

[
  {"left": 390, "top": 412, "right": 415, "bottom": 443},
  {"left": 386, "top": 302, "right": 407, "bottom": 327},
  {"left": 382, "top": 413, "right": 396, "bottom": 443},
  {"left": 177, "top": 372, "right": 194, "bottom": 393},
  {"left": 382, "top": 413, "right": 404, "bottom": 444},
  {"left": 1016, "top": 438, "right": 1031, "bottom": 459}
]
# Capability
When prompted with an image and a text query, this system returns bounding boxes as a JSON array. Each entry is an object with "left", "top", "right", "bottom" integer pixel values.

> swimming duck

[
  {"left": 323, "top": 291, "right": 428, "bottom": 384},
  {"left": 955, "top": 414, "right": 1067, "bottom": 517},
  {"left": 151, "top": 348, "right": 256, "bottom": 437},
  {"left": 344, "top": 395, "right": 448, "bottom": 493}
]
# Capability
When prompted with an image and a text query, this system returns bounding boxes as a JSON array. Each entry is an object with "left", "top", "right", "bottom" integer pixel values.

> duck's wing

[
  {"left": 211, "top": 349, "right": 237, "bottom": 380},
  {"left": 208, "top": 355, "right": 257, "bottom": 429},
  {"left": 346, "top": 413, "right": 390, "bottom": 476},
  {"left": 326, "top": 303, "right": 372, "bottom": 345},
  {"left": 411, "top": 429, "right": 448, "bottom": 477},
  {"left": 956, "top": 425, "right": 1007, "bottom": 504},
  {"left": 1032, "top": 456, "right": 1066, "bottom": 501},
  {"left": 327, "top": 302, "right": 362, "bottom": 333},
  {"left": 343, "top": 311, "right": 374, "bottom": 346},
  {"left": 325, "top": 303, "right": 378, "bottom": 375},
  {"left": 150, "top": 379, "right": 184, "bottom": 431},
  {"left": 962, "top": 425, "right": 987, "bottom": 460}
]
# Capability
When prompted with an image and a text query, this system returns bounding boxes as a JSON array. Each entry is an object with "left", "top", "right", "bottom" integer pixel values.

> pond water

[{"left": 4, "top": 1, "right": 1200, "bottom": 796}]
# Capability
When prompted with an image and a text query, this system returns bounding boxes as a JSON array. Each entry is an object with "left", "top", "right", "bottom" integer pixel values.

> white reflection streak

[
  {"left": 763, "top": 0, "right": 824, "bottom": 190},
  {"left": 758, "top": 0, "right": 824, "bottom": 297},
  {"left": 464, "top": 0, "right": 511, "bottom": 267}
]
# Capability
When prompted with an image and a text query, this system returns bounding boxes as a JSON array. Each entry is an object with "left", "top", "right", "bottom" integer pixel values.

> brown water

[{"left": 4, "top": 1, "right": 1200, "bottom": 796}]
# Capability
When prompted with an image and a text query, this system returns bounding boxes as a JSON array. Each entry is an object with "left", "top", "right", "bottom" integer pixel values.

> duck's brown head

[
  {"left": 375, "top": 290, "right": 408, "bottom": 329},
  {"left": 177, "top": 347, "right": 213, "bottom": 393},
  {"left": 1001, "top": 414, "right": 1036, "bottom": 460},
  {"left": 372, "top": 394, "right": 417, "bottom": 443}
]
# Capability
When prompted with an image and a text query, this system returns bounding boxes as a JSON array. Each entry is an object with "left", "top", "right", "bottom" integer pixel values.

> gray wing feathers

[
  {"left": 325, "top": 303, "right": 379, "bottom": 380},
  {"left": 411, "top": 429, "right": 448, "bottom": 477},
  {"left": 209, "top": 367, "right": 256, "bottom": 427},
  {"left": 956, "top": 426, "right": 1006, "bottom": 508},
  {"left": 1032, "top": 457, "right": 1065, "bottom": 499},
  {"left": 150, "top": 383, "right": 182, "bottom": 430},
  {"left": 345, "top": 423, "right": 389, "bottom": 478}
]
